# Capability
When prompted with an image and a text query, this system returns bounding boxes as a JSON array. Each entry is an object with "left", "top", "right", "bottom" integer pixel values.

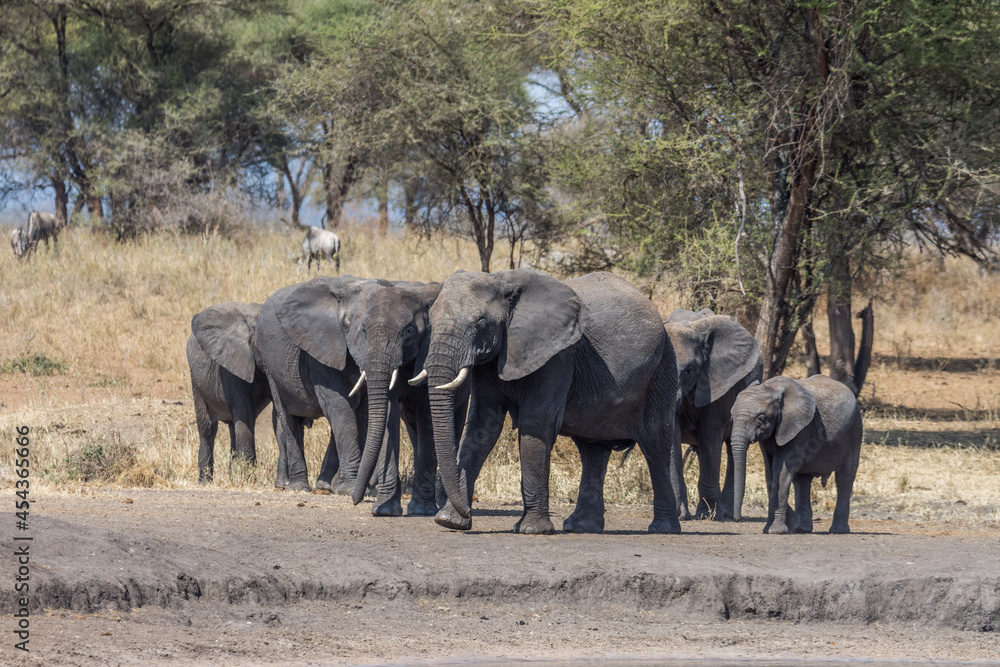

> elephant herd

[{"left": 188, "top": 269, "right": 864, "bottom": 535}]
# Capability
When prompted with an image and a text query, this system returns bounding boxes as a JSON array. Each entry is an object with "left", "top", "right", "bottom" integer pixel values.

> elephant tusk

[
  {"left": 435, "top": 367, "right": 469, "bottom": 391},
  {"left": 408, "top": 369, "right": 428, "bottom": 386},
  {"left": 348, "top": 371, "right": 366, "bottom": 398},
  {"left": 389, "top": 368, "right": 399, "bottom": 391}
]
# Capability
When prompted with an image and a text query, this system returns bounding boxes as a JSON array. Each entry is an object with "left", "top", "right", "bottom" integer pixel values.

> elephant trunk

[
  {"left": 427, "top": 332, "right": 471, "bottom": 518},
  {"left": 731, "top": 422, "right": 751, "bottom": 523},
  {"left": 352, "top": 345, "right": 400, "bottom": 505}
]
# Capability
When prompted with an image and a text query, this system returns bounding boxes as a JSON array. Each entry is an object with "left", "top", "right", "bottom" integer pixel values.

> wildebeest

[
  {"left": 299, "top": 226, "right": 341, "bottom": 272},
  {"left": 27, "top": 211, "right": 65, "bottom": 249},
  {"left": 9, "top": 226, "right": 31, "bottom": 259}
]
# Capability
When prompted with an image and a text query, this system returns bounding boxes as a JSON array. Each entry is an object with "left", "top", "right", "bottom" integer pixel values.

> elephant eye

[{"left": 403, "top": 325, "right": 416, "bottom": 338}]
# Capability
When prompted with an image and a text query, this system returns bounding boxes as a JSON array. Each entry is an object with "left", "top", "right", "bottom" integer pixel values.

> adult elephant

[
  {"left": 256, "top": 276, "right": 374, "bottom": 494},
  {"left": 346, "top": 280, "right": 470, "bottom": 516},
  {"left": 423, "top": 269, "right": 680, "bottom": 535},
  {"left": 665, "top": 310, "right": 762, "bottom": 521},
  {"left": 187, "top": 302, "right": 273, "bottom": 483},
  {"left": 258, "top": 276, "right": 466, "bottom": 515}
]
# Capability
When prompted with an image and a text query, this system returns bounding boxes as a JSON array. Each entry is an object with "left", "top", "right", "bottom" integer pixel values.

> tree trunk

[
  {"left": 324, "top": 154, "right": 358, "bottom": 229},
  {"left": 376, "top": 186, "right": 389, "bottom": 237},
  {"left": 460, "top": 185, "right": 492, "bottom": 272},
  {"left": 853, "top": 301, "right": 874, "bottom": 397},
  {"left": 275, "top": 171, "right": 287, "bottom": 213},
  {"left": 755, "top": 140, "right": 817, "bottom": 378},
  {"left": 802, "top": 320, "right": 821, "bottom": 377},
  {"left": 403, "top": 178, "right": 418, "bottom": 231},
  {"left": 827, "top": 254, "right": 856, "bottom": 391},
  {"left": 52, "top": 176, "right": 69, "bottom": 226},
  {"left": 87, "top": 195, "right": 103, "bottom": 221}
]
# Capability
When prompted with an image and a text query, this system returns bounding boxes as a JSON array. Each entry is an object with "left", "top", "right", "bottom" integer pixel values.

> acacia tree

[
  {"left": 533, "top": 0, "right": 1000, "bottom": 383},
  {"left": 0, "top": 0, "right": 286, "bottom": 235},
  {"left": 297, "top": 0, "right": 553, "bottom": 270}
]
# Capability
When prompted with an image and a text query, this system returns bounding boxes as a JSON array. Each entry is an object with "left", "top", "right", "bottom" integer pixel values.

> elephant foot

[
  {"left": 406, "top": 497, "right": 440, "bottom": 516},
  {"left": 372, "top": 497, "right": 403, "bottom": 517},
  {"left": 765, "top": 522, "right": 789, "bottom": 535},
  {"left": 314, "top": 479, "right": 334, "bottom": 494},
  {"left": 334, "top": 478, "right": 357, "bottom": 496},
  {"left": 198, "top": 475, "right": 212, "bottom": 485},
  {"left": 435, "top": 502, "right": 472, "bottom": 531},
  {"left": 648, "top": 517, "right": 682, "bottom": 534},
  {"left": 794, "top": 519, "right": 814, "bottom": 533},
  {"left": 677, "top": 506, "right": 693, "bottom": 521},
  {"left": 562, "top": 511, "right": 604, "bottom": 534},
  {"left": 286, "top": 478, "right": 312, "bottom": 493},
  {"left": 829, "top": 522, "right": 851, "bottom": 534},
  {"left": 514, "top": 513, "right": 555, "bottom": 535}
]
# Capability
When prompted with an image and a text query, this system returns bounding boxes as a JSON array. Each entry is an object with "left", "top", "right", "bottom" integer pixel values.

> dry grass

[{"left": 1, "top": 226, "right": 998, "bottom": 528}]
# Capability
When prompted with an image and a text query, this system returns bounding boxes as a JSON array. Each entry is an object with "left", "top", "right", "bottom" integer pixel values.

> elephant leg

[
  {"left": 636, "top": 431, "right": 682, "bottom": 534},
  {"left": 315, "top": 430, "right": 339, "bottom": 492},
  {"left": 315, "top": 385, "right": 362, "bottom": 495},
  {"left": 830, "top": 463, "right": 857, "bottom": 534},
  {"left": 793, "top": 474, "right": 814, "bottom": 533},
  {"left": 669, "top": 425, "right": 692, "bottom": 521},
  {"left": 721, "top": 441, "right": 736, "bottom": 519},
  {"left": 227, "top": 422, "right": 237, "bottom": 473},
  {"left": 405, "top": 409, "right": 438, "bottom": 516},
  {"left": 435, "top": 394, "right": 507, "bottom": 531},
  {"left": 228, "top": 398, "right": 257, "bottom": 469},
  {"left": 371, "top": 395, "right": 403, "bottom": 517},
  {"left": 513, "top": 421, "right": 557, "bottom": 535},
  {"left": 563, "top": 439, "right": 611, "bottom": 533},
  {"left": 194, "top": 390, "right": 217, "bottom": 484},
  {"left": 766, "top": 454, "right": 799, "bottom": 534},
  {"left": 761, "top": 446, "right": 776, "bottom": 532},
  {"left": 694, "top": 421, "right": 726, "bottom": 521}
]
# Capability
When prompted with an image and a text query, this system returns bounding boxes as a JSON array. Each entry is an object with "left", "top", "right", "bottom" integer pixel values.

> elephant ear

[
  {"left": 276, "top": 276, "right": 366, "bottom": 371},
  {"left": 497, "top": 270, "right": 583, "bottom": 381},
  {"left": 192, "top": 302, "right": 256, "bottom": 383},
  {"left": 666, "top": 307, "right": 715, "bottom": 324},
  {"left": 404, "top": 282, "right": 441, "bottom": 375},
  {"left": 693, "top": 315, "right": 762, "bottom": 408},
  {"left": 772, "top": 377, "right": 817, "bottom": 446}
]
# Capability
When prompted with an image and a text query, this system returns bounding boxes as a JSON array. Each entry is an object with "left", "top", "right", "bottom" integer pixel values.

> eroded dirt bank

[{"left": 5, "top": 489, "right": 1000, "bottom": 665}]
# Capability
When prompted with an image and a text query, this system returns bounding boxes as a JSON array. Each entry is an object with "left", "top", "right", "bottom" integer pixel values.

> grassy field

[{"left": 1, "top": 223, "right": 998, "bottom": 528}]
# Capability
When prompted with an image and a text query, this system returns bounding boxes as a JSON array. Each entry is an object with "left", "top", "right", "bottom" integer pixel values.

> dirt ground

[{"left": 2, "top": 488, "right": 998, "bottom": 666}]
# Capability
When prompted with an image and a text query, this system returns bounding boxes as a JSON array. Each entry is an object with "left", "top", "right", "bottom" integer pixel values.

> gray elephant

[
  {"left": 257, "top": 276, "right": 466, "bottom": 515},
  {"left": 256, "top": 276, "right": 374, "bottom": 494},
  {"left": 731, "top": 375, "right": 863, "bottom": 534},
  {"left": 343, "top": 280, "right": 470, "bottom": 516},
  {"left": 422, "top": 269, "right": 680, "bottom": 535},
  {"left": 665, "top": 310, "right": 762, "bottom": 521},
  {"left": 187, "top": 302, "right": 273, "bottom": 483}
]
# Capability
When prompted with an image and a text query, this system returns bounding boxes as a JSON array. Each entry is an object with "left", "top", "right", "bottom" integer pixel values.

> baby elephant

[
  {"left": 187, "top": 302, "right": 272, "bottom": 483},
  {"left": 730, "top": 375, "right": 862, "bottom": 534}
]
